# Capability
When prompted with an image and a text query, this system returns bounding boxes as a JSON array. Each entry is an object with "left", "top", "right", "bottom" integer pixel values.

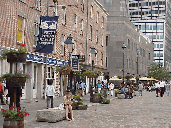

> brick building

[{"left": 0, "top": 0, "right": 107, "bottom": 101}]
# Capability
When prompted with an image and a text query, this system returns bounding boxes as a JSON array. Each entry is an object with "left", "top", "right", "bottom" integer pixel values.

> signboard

[
  {"left": 72, "top": 55, "right": 79, "bottom": 71},
  {"left": 27, "top": 53, "right": 68, "bottom": 66},
  {"left": 34, "top": 16, "right": 59, "bottom": 54},
  {"left": 78, "top": 55, "right": 85, "bottom": 62}
]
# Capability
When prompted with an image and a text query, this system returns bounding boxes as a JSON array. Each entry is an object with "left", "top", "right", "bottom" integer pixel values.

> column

[
  {"left": 37, "top": 64, "right": 44, "bottom": 100},
  {"left": 26, "top": 62, "right": 34, "bottom": 102}
]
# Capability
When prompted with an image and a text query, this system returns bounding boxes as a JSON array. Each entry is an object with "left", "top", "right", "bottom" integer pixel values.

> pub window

[
  {"left": 90, "top": 25, "right": 92, "bottom": 40},
  {"left": 102, "top": 16, "right": 104, "bottom": 28},
  {"left": 96, "top": 11, "right": 99, "bottom": 23},
  {"left": 61, "top": 35, "right": 64, "bottom": 55},
  {"left": 62, "top": 6, "right": 66, "bottom": 25},
  {"left": 96, "top": 30, "right": 98, "bottom": 43},
  {"left": 35, "top": 0, "right": 41, "bottom": 10},
  {"left": 74, "top": 14, "right": 77, "bottom": 31},
  {"left": 33, "top": 22, "right": 39, "bottom": 46},
  {"left": 80, "top": 19, "right": 83, "bottom": 36},
  {"left": 81, "top": 0, "right": 84, "bottom": 11}
]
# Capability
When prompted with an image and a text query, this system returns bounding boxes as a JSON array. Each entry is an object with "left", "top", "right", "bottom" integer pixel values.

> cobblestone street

[{"left": 1, "top": 90, "right": 171, "bottom": 128}]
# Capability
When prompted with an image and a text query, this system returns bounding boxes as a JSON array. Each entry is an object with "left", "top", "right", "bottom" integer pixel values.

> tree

[{"left": 148, "top": 63, "right": 171, "bottom": 81}]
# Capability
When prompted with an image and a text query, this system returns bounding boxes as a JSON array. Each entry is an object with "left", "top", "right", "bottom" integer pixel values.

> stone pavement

[{"left": 1, "top": 90, "right": 171, "bottom": 128}]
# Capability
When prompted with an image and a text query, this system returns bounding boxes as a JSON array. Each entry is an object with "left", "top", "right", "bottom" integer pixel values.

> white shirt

[
  {"left": 109, "top": 83, "right": 114, "bottom": 90},
  {"left": 46, "top": 85, "right": 56, "bottom": 96}
]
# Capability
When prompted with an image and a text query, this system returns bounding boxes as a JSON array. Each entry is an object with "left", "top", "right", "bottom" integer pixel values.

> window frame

[{"left": 17, "top": 16, "right": 25, "bottom": 44}]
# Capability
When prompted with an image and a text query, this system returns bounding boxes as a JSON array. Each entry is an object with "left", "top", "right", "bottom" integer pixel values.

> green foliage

[
  {"left": 95, "top": 93, "right": 104, "bottom": 99},
  {"left": 1, "top": 70, "right": 32, "bottom": 80},
  {"left": 124, "top": 75, "right": 131, "bottom": 80},
  {"left": 115, "top": 89, "right": 120, "bottom": 94},
  {"left": 101, "top": 98, "right": 110, "bottom": 104},
  {"left": 148, "top": 63, "right": 171, "bottom": 81},
  {"left": 77, "top": 101, "right": 83, "bottom": 105},
  {"left": 1, "top": 106, "right": 30, "bottom": 124}
]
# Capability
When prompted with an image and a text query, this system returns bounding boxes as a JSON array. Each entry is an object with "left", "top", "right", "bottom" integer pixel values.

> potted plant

[
  {"left": 82, "top": 71, "right": 101, "bottom": 78},
  {"left": 92, "top": 93, "right": 104, "bottom": 103},
  {"left": 73, "top": 95, "right": 82, "bottom": 101},
  {"left": 101, "top": 98, "right": 110, "bottom": 104},
  {"left": 1, "top": 106, "right": 30, "bottom": 127},
  {"left": 1, "top": 70, "right": 31, "bottom": 88},
  {"left": 72, "top": 99, "right": 78, "bottom": 110},
  {"left": 1, "top": 44, "right": 27, "bottom": 63},
  {"left": 115, "top": 89, "right": 120, "bottom": 97},
  {"left": 56, "top": 65, "right": 72, "bottom": 75},
  {"left": 77, "top": 101, "right": 88, "bottom": 110}
]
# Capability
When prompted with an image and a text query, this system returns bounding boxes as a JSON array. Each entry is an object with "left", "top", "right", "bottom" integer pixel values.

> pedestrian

[
  {"left": 0, "top": 79, "right": 5, "bottom": 105},
  {"left": 81, "top": 81, "right": 86, "bottom": 96},
  {"left": 128, "top": 86, "right": 133, "bottom": 99},
  {"left": 46, "top": 79, "right": 55, "bottom": 109},
  {"left": 138, "top": 81, "right": 143, "bottom": 96},
  {"left": 109, "top": 82, "right": 114, "bottom": 96},
  {"left": 9, "top": 86, "right": 22, "bottom": 109},
  {"left": 165, "top": 82, "right": 170, "bottom": 96},
  {"left": 63, "top": 90, "right": 74, "bottom": 121},
  {"left": 155, "top": 81, "right": 159, "bottom": 97},
  {"left": 76, "top": 80, "right": 83, "bottom": 97},
  {"left": 96, "top": 80, "right": 102, "bottom": 93},
  {"left": 160, "top": 80, "right": 165, "bottom": 97},
  {"left": 120, "top": 86, "right": 127, "bottom": 99}
]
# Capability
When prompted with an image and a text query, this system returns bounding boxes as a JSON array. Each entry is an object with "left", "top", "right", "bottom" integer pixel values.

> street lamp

[
  {"left": 122, "top": 43, "right": 126, "bottom": 84},
  {"left": 136, "top": 49, "right": 139, "bottom": 87},
  {"left": 89, "top": 46, "right": 97, "bottom": 102},
  {"left": 64, "top": 34, "right": 75, "bottom": 91}
]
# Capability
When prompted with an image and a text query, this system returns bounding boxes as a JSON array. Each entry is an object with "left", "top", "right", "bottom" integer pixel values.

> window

[
  {"left": 102, "top": 16, "right": 104, "bottom": 28},
  {"left": 35, "top": 0, "right": 41, "bottom": 10},
  {"left": 102, "top": 34, "right": 103, "bottom": 46},
  {"left": 74, "top": 14, "right": 77, "bottom": 31},
  {"left": 101, "top": 52, "right": 103, "bottom": 66},
  {"left": 90, "top": 6, "right": 93, "bottom": 18},
  {"left": 90, "top": 25, "right": 92, "bottom": 40},
  {"left": 17, "top": 16, "right": 25, "bottom": 44},
  {"left": 34, "top": 22, "right": 39, "bottom": 46},
  {"left": 96, "top": 30, "right": 98, "bottom": 43},
  {"left": 47, "top": 67, "right": 55, "bottom": 79},
  {"left": 62, "top": 6, "right": 66, "bottom": 25},
  {"left": 80, "top": 19, "right": 83, "bottom": 36},
  {"left": 96, "top": 12, "right": 99, "bottom": 23},
  {"left": 75, "top": 0, "right": 78, "bottom": 6},
  {"left": 61, "top": 35, "right": 64, "bottom": 55},
  {"left": 81, "top": 0, "right": 84, "bottom": 11},
  {"left": 106, "top": 36, "right": 108, "bottom": 46},
  {"left": 149, "top": 53, "right": 150, "bottom": 60},
  {"left": 128, "top": 39, "right": 130, "bottom": 49}
]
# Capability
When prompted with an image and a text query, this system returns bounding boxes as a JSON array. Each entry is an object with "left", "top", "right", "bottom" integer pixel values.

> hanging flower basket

[
  {"left": 6, "top": 77, "right": 26, "bottom": 87},
  {"left": 82, "top": 71, "right": 101, "bottom": 78},
  {"left": 17, "top": 53, "right": 27, "bottom": 63},
  {"left": 56, "top": 65, "right": 72, "bottom": 75}
]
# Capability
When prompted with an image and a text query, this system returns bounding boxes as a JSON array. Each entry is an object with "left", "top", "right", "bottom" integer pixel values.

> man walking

[
  {"left": 138, "top": 81, "right": 143, "bottom": 96},
  {"left": 165, "top": 81, "right": 170, "bottom": 96},
  {"left": 109, "top": 82, "right": 114, "bottom": 96}
]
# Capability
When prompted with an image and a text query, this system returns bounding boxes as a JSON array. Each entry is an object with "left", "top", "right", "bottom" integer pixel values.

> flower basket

[
  {"left": 7, "top": 53, "right": 18, "bottom": 63},
  {"left": 92, "top": 94, "right": 101, "bottom": 103},
  {"left": 6, "top": 77, "right": 26, "bottom": 87},
  {"left": 16, "top": 53, "right": 27, "bottom": 63},
  {"left": 61, "top": 70, "right": 71, "bottom": 75},
  {"left": 77, "top": 105, "right": 88, "bottom": 110}
]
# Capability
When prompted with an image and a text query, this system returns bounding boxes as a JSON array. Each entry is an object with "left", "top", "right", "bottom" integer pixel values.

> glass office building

[{"left": 128, "top": 0, "right": 171, "bottom": 70}]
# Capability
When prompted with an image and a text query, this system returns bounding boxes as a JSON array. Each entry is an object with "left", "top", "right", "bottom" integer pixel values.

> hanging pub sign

[
  {"left": 78, "top": 55, "right": 85, "bottom": 62},
  {"left": 72, "top": 55, "right": 79, "bottom": 71},
  {"left": 34, "top": 16, "right": 59, "bottom": 54}
]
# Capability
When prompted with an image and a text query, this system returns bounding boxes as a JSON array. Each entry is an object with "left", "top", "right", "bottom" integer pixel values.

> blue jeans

[
  {"left": 139, "top": 90, "right": 142, "bottom": 96},
  {"left": 166, "top": 89, "right": 170, "bottom": 96}
]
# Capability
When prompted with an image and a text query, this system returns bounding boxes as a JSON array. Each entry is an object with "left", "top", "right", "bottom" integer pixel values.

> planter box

[
  {"left": 6, "top": 77, "right": 26, "bottom": 88},
  {"left": 3, "top": 117, "right": 24, "bottom": 128},
  {"left": 72, "top": 102, "right": 78, "bottom": 110},
  {"left": 77, "top": 105, "right": 88, "bottom": 110},
  {"left": 92, "top": 94, "right": 101, "bottom": 103},
  {"left": 7, "top": 53, "right": 27, "bottom": 63}
]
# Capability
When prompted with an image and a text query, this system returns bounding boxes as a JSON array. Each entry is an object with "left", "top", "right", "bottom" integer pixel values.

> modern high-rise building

[{"left": 128, "top": 0, "right": 171, "bottom": 71}]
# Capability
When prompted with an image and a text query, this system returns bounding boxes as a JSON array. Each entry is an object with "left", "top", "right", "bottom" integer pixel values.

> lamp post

[
  {"left": 122, "top": 43, "right": 126, "bottom": 84},
  {"left": 64, "top": 34, "right": 75, "bottom": 91},
  {"left": 89, "top": 46, "right": 97, "bottom": 102},
  {"left": 136, "top": 49, "right": 139, "bottom": 87}
]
